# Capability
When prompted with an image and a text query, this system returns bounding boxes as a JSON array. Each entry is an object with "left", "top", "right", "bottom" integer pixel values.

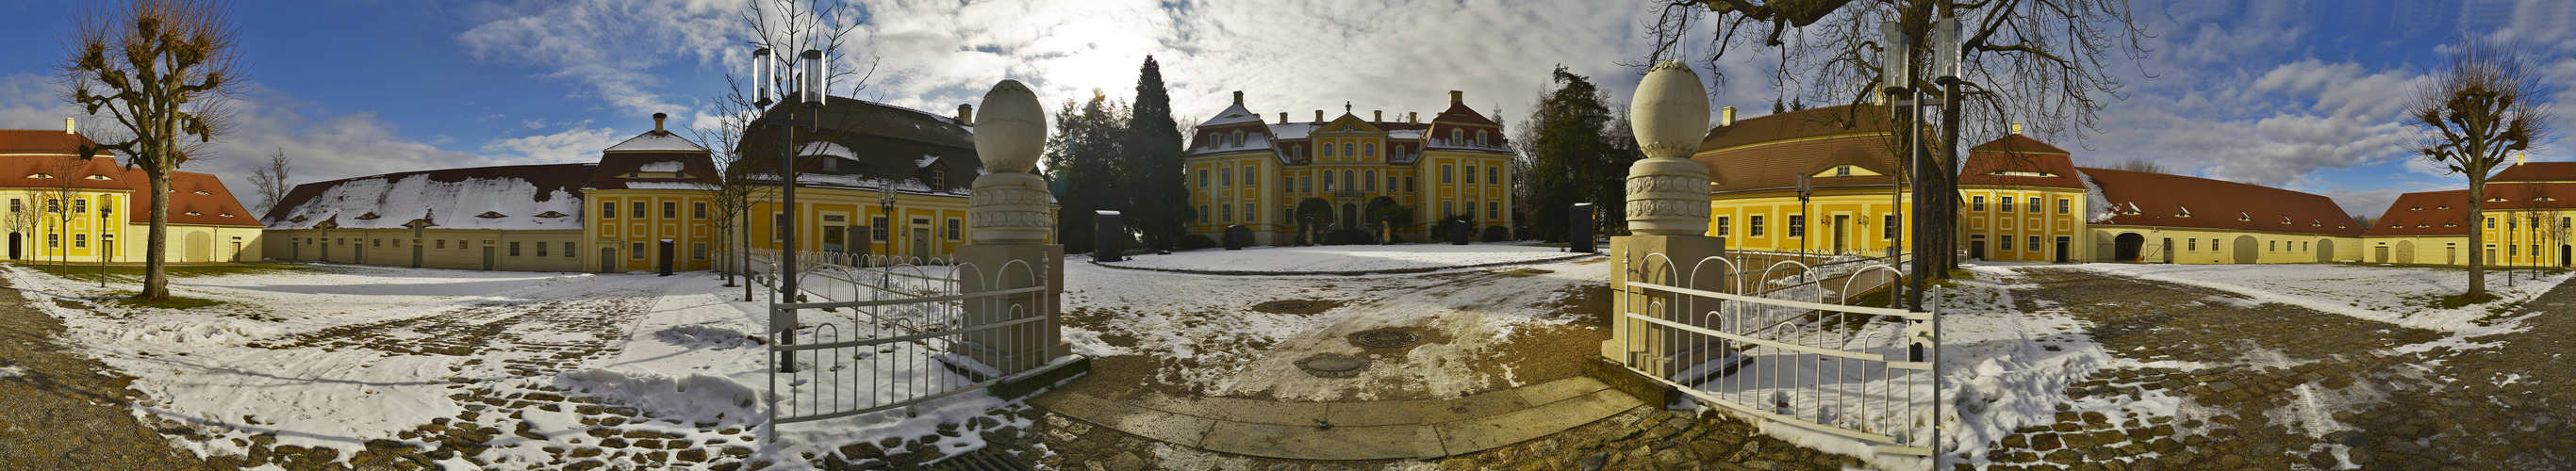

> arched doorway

[
  {"left": 2396, "top": 240, "right": 2416, "bottom": 264},
  {"left": 2316, "top": 238, "right": 2335, "bottom": 263},
  {"left": 2114, "top": 233, "right": 2145, "bottom": 262},
  {"left": 1340, "top": 203, "right": 1358, "bottom": 229},
  {"left": 2233, "top": 236, "right": 2259, "bottom": 264}
]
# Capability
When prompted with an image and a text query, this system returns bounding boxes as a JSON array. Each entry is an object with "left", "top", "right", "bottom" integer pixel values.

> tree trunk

[
  {"left": 2468, "top": 180, "right": 2485, "bottom": 298},
  {"left": 143, "top": 170, "right": 172, "bottom": 299},
  {"left": 1938, "top": 82, "right": 1964, "bottom": 276}
]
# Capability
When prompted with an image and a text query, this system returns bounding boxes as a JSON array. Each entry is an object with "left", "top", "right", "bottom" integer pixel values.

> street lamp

[
  {"left": 753, "top": 44, "right": 827, "bottom": 373},
  {"left": 99, "top": 206, "right": 111, "bottom": 287},
  {"left": 878, "top": 178, "right": 898, "bottom": 264}
]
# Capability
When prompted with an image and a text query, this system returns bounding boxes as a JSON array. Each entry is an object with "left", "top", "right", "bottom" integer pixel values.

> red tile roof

[
  {"left": 1959, "top": 135, "right": 2086, "bottom": 190},
  {"left": 2080, "top": 167, "right": 2364, "bottom": 236},
  {"left": 2364, "top": 182, "right": 2576, "bottom": 236},
  {"left": 124, "top": 168, "right": 261, "bottom": 227},
  {"left": 0, "top": 130, "right": 257, "bottom": 227},
  {"left": 2488, "top": 162, "right": 2576, "bottom": 183}
]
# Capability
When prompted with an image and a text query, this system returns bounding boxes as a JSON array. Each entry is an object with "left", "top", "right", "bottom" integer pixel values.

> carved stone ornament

[
  {"left": 1624, "top": 60, "right": 1715, "bottom": 236},
  {"left": 968, "top": 172, "right": 1051, "bottom": 245}
]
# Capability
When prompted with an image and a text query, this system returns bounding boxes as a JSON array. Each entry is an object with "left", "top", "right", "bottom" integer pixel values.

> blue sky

[{"left": 1, "top": 0, "right": 2569, "bottom": 218}]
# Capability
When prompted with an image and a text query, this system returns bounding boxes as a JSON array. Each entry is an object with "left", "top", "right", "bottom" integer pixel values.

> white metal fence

[
  {"left": 1612, "top": 252, "right": 1936, "bottom": 457},
  {"left": 747, "top": 249, "right": 1057, "bottom": 424}
]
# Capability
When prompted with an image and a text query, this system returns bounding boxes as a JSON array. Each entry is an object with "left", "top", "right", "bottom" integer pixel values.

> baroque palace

[
  {"left": 2367, "top": 158, "right": 2576, "bottom": 267},
  {"left": 1182, "top": 90, "right": 1515, "bottom": 244},
  {"left": 1698, "top": 104, "right": 2366, "bottom": 265},
  {"left": 264, "top": 97, "right": 1012, "bottom": 272},
  {"left": 0, "top": 123, "right": 263, "bottom": 264}
]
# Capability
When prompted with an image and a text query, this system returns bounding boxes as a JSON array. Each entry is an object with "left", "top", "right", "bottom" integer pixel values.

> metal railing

[
  {"left": 747, "top": 249, "right": 1058, "bottom": 425},
  {"left": 1611, "top": 252, "right": 1935, "bottom": 457}
]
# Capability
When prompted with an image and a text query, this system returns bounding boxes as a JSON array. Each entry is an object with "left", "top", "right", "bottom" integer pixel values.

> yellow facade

[
  {"left": 274, "top": 228, "right": 586, "bottom": 271},
  {"left": 1184, "top": 93, "right": 1516, "bottom": 244},
  {"left": 586, "top": 189, "right": 719, "bottom": 272},
  {"left": 2089, "top": 226, "right": 2359, "bottom": 265},
  {"left": 1958, "top": 186, "right": 2089, "bottom": 262},
  {"left": 1707, "top": 189, "right": 1910, "bottom": 256},
  {"left": 2370, "top": 210, "right": 2576, "bottom": 267},
  {"left": 744, "top": 189, "right": 974, "bottom": 262}
]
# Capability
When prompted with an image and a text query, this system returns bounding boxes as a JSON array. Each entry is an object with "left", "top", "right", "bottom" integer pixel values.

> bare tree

[
  {"left": 2112, "top": 157, "right": 2167, "bottom": 174},
  {"left": 59, "top": 0, "right": 246, "bottom": 299},
  {"left": 702, "top": 0, "right": 874, "bottom": 301},
  {"left": 1642, "top": 0, "right": 2154, "bottom": 287},
  {"left": 2352, "top": 214, "right": 2377, "bottom": 232},
  {"left": 43, "top": 157, "right": 89, "bottom": 267},
  {"left": 1, "top": 193, "right": 31, "bottom": 262},
  {"left": 2406, "top": 38, "right": 2557, "bottom": 299},
  {"left": 247, "top": 147, "right": 290, "bottom": 218}
]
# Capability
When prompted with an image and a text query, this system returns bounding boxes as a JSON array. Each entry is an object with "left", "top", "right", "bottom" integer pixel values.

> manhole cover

[
  {"left": 1349, "top": 329, "right": 1421, "bottom": 349},
  {"left": 1296, "top": 353, "right": 1368, "bottom": 378}
]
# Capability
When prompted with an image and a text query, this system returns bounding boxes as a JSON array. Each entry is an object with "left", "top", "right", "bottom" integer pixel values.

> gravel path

[
  {"left": 1981, "top": 268, "right": 2576, "bottom": 470},
  {"left": 0, "top": 275, "right": 209, "bottom": 470}
]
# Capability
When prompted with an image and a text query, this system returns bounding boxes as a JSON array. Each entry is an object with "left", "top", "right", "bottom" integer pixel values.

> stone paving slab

[{"left": 1032, "top": 376, "right": 1638, "bottom": 460}]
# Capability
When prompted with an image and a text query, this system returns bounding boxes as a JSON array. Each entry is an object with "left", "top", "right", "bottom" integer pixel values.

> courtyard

[{"left": 0, "top": 245, "right": 2568, "bottom": 470}]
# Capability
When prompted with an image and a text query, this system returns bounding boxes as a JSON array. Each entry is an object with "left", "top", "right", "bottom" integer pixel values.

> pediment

[{"left": 1312, "top": 114, "right": 1384, "bottom": 136}]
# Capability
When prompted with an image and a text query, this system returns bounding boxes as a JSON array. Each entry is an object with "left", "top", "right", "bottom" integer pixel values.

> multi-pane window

[
  {"left": 1488, "top": 166, "right": 1499, "bottom": 186},
  {"left": 1323, "top": 143, "right": 1334, "bottom": 157},
  {"left": 1443, "top": 165, "right": 1455, "bottom": 184},
  {"left": 1973, "top": 196, "right": 1986, "bottom": 212},
  {"left": 663, "top": 202, "right": 677, "bottom": 219},
  {"left": 1219, "top": 168, "right": 1231, "bottom": 187},
  {"left": 1197, "top": 170, "right": 1209, "bottom": 187},
  {"left": 438, "top": 239, "right": 446, "bottom": 249},
  {"left": 947, "top": 219, "right": 961, "bottom": 240},
  {"left": 1464, "top": 165, "right": 1477, "bottom": 185},
  {"left": 602, "top": 202, "right": 617, "bottom": 219},
  {"left": 1789, "top": 215, "right": 1806, "bottom": 238},
  {"left": 73, "top": 200, "right": 85, "bottom": 214},
  {"left": 1487, "top": 203, "right": 1499, "bottom": 220},
  {"left": 509, "top": 241, "right": 521, "bottom": 256},
  {"left": 693, "top": 203, "right": 707, "bottom": 219},
  {"left": 1244, "top": 167, "right": 1257, "bottom": 185},
  {"left": 631, "top": 242, "right": 646, "bottom": 259},
  {"left": 2028, "top": 198, "right": 2041, "bottom": 213},
  {"left": 1221, "top": 204, "right": 1232, "bottom": 223},
  {"left": 2189, "top": 239, "right": 2198, "bottom": 251},
  {"left": 632, "top": 202, "right": 646, "bottom": 219},
  {"left": 1749, "top": 216, "right": 1766, "bottom": 236},
  {"left": 1199, "top": 205, "right": 1210, "bottom": 223},
  {"left": 1406, "top": 177, "right": 1416, "bottom": 192},
  {"left": 8, "top": 199, "right": 17, "bottom": 212},
  {"left": 2057, "top": 198, "right": 2071, "bottom": 214},
  {"left": 1243, "top": 203, "right": 1256, "bottom": 222},
  {"left": 1716, "top": 217, "right": 1731, "bottom": 236},
  {"left": 2001, "top": 197, "right": 2015, "bottom": 213},
  {"left": 564, "top": 242, "right": 576, "bottom": 257},
  {"left": 1365, "top": 171, "right": 1378, "bottom": 192},
  {"left": 537, "top": 241, "right": 549, "bottom": 257},
  {"left": 47, "top": 234, "right": 58, "bottom": 248},
  {"left": 1300, "top": 176, "right": 1313, "bottom": 193},
  {"left": 1343, "top": 143, "right": 1354, "bottom": 157},
  {"left": 2028, "top": 236, "right": 2040, "bottom": 252},
  {"left": 693, "top": 243, "right": 707, "bottom": 260},
  {"left": 872, "top": 217, "right": 889, "bottom": 240},
  {"left": 74, "top": 234, "right": 85, "bottom": 249},
  {"left": 1388, "top": 176, "right": 1399, "bottom": 192},
  {"left": 45, "top": 199, "right": 58, "bottom": 213},
  {"left": 1443, "top": 202, "right": 1455, "bottom": 219},
  {"left": 1884, "top": 215, "right": 1898, "bottom": 239},
  {"left": 1364, "top": 142, "right": 1376, "bottom": 157},
  {"left": 2001, "top": 236, "right": 2013, "bottom": 252}
]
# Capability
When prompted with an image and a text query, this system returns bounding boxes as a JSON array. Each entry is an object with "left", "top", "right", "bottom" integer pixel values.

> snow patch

[
  {"left": 637, "top": 161, "right": 685, "bottom": 172},
  {"left": 653, "top": 324, "right": 759, "bottom": 349},
  {"left": 553, "top": 369, "right": 759, "bottom": 427}
]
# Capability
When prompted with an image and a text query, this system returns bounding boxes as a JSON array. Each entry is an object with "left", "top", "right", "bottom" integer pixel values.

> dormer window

[
  {"left": 184, "top": 211, "right": 201, "bottom": 216},
  {"left": 2488, "top": 198, "right": 2508, "bottom": 202},
  {"left": 1835, "top": 166, "right": 1852, "bottom": 177},
  {"left": 25, "top": 173, "right": 50, "bottom": 179},
  {"left": 193, "top": 190, "right": 209, "bottom": 195},
  {"left": 926, "top": 168, "right": 948, "bottom": 187},
  {"left": 536, "top": 211, "right": 570, "bottom": 218},
  {"left": 820, "top": 158, "right": 839, "bottom": 171},
  {"left": 1451, "top": 129, "right": 1462, "bottom": 145},
  {"left": 289, "top": 215, "right": 308, "bottom": 222},
  {"left": 1478, "top": 131, "right": 1489, "bottom": 147},
  {"left": 2410, "top": 207, "right": 2421, "bottom": 211},
  {"left": 220, "top": 213, "right": 234, "bottom": 218},
  {"left": 2437, "top": 205, "right": 2451, "bottom": 209},
  {"left": 476, "top": 211, "right": 506, "bottom": 219},
  {"left": 355, "top": 212, "right": 381, "bottom": 219},
  {"left": 85, "top": 174, "right": 111, "bottom": 180},
  {"left": 1231, "top": 131, "right": 1245, "bottom": 148}
]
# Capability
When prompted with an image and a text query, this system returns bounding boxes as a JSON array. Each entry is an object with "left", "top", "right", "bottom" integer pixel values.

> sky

[{"left": 0, "top": 0, "right": 2570, "bottom": 219}]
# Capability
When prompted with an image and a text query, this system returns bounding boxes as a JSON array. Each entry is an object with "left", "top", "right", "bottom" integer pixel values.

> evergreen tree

[
  {"left": 1523, "top": 66, "right": 1632, "bottom": 242},
  {"left": 1044, "top": 91, "right": 1131, "bottom": 253},
  {"left": 1124, "top": 57, "right": 1192, "bottom": 250}
]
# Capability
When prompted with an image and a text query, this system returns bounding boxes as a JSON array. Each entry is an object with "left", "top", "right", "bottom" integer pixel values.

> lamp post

[
  {"left": 1887, "top": 13, "right": 1963, "bottom": 460},
  {"left": 878, "top": 178, "right": 898, "bottom": 264},
  {"left": 752, "top": 44, "right": 827, "bottom": 373},
  {"left": 99, "top": 206, "right": 110, "bottom": 287}
]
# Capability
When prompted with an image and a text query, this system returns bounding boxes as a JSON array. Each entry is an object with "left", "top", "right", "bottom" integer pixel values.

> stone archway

[
  {"left": 2114, "top": 233, "right": 2145, "bottom": 262},
  {"left": 2233, "top": 236, "right": 2259, "bottom": 264}
]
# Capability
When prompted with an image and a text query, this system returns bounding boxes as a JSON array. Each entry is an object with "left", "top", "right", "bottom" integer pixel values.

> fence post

[
  {"left": 959, "top": 79, "right": 1070, "bottom": 377},
  {"left": 1596, "top": 60, "right": 1724, "bottom": 400}
]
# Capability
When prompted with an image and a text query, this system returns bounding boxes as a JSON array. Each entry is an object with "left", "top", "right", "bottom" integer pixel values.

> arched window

[
  {"left": 1343, "top": 170, "right": 1354, "bottom": 192},
  {"left": 1231, "top": 131, "right": 1244, "bottom": 147},
  {"left": 1322, "top": 142, "right": 1334, "bottom": 157},
  {"left": 1365, "top": 142, "right": 1376, "bottom": 157},
  {"left": 1451, "top": 129, "right": 1462, "bottom": 145},
  {"left": 1364, "top": 170, "right": 1378, "bottom": 192},
  {"left": 1478, "top": 131, "right": 1489, "bottom": 147},
  {"left": 1343, "top": 143, "right": 1354, "bottom": 157}
]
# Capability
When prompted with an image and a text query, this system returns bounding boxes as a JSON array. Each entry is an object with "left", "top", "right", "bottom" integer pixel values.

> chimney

[
  {"left": 1232, "top": 90, "right": 1243, "bottom": 106},
  {"left": 1449, "top": 90, "right": 1463, "bottom": 106},
  {"left": 652, "top": 112, "right": 668, "bottom": 132},
  {"left": 1409, "top": 112, "right": 1418, "bottom": 123},
  {"left": 2011, "top": 122, "right": 2023, "bottom": 135},
  {"left": 64, "top": 117, "right": 75, "bottom": 134},
  {"left": 1720, "top": 106, "right": 1736, "bottom": 126},
  {"left": 1315, "top": 110, "right": 1324, "bottom": 122},
  {"left": 1279, "top": 112, "right": 1287, "bottom": 124},
  {"left": 1374, "top": 110, "right": 1382, "bottom": 122},
  {"left": 957, "top": 104, "right": 974, "bottom": 123}
]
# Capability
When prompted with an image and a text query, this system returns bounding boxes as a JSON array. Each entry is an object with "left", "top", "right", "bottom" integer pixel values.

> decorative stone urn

[
  {"left": 1625, "top": 60, "right": 1714, "bottom": 236},
  {"left": 969, "top": 79, "right": 1052, "bottom": 245}
]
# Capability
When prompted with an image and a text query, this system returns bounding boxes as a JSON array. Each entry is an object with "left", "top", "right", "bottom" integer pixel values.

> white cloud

[{"left": 455, "top": 0, "right": 747, "bottom": 117}]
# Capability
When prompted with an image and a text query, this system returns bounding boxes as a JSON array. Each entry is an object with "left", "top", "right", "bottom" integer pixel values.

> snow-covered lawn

[
  {"left": 2072, "top": 263, "right": 2569, "bottom": 332},
  {"left": 1092, "top": 242, "right": 1583, "bottom": 273}
]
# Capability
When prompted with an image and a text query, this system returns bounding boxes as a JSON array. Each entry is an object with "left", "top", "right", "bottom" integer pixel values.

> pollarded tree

[
  {"left": 1643, "top": 0, "right": 2154, "bottom": 284},
  {"left": 59, "top": 0, "right": 247, "bottom": 299},
  {"left": 2406, "top": 38, "right": 2556, "bottom": 299}
]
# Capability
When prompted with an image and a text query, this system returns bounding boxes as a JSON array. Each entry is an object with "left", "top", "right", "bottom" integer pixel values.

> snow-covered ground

[
  {"left": 1092, "top": 243, "right": 1584, "bottom": 273},
  {"left": 2072, "top": 263, "right": 2568, "bottom": 333}
]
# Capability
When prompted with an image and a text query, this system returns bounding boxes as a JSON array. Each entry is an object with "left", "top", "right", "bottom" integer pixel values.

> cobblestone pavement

[
  {"left": 0, "top": 275, "right": 210, "bottom": 470},
  {"left": 1978, "top": 268, "right": 2576, "bottom": 470},
  {"left": 823, "top": 400, "right": 1865, "bottom": 471}
]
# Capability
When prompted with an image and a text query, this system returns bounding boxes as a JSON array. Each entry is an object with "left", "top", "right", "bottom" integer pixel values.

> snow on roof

[
  {"left": 637, "top": 161, "right": 685, "bottom": 172},
  {"left": 623, "top": 182, "right": 712, "bottom": 190},
  {"left": 1198, "top": 103, "right": 1263, "bottom": 127},
  {"left": 1268, "top": 122, "right": 1315, "bottom": 140},
  {"left": 2079, "top": 170, "right": 2118, "bottom": 223},
  {"left": 797, "top": 142, "right": 858, "bottom": 159},
  {"left": 272, "top": 171, "right": 587, "bottom": 231},
  {"left": 916, "top": 155, "right": 941, "bottom": 168},
  {"left": 604, "top": 131, "right": 708, "bottom": 153},
  {"left": 1388, "top": 129, "right": 1424, "bottom": 139}
]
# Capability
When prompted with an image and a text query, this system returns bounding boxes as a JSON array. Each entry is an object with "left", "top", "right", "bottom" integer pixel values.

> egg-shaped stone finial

[
  {"left": 973, "top": 80, "right": 1045, "bottom": 173},
  {"left": 1630, "top": 60, "right": 1711, "bottom": 160}
]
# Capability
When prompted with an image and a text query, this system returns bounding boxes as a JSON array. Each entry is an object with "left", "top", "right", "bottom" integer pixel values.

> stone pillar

[
  {"left": 1602, "top": 60, "right": 1727, "bottom": 374},
  {"left": 960, "top": 79, "right": 1070, "bottom": 377}
]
